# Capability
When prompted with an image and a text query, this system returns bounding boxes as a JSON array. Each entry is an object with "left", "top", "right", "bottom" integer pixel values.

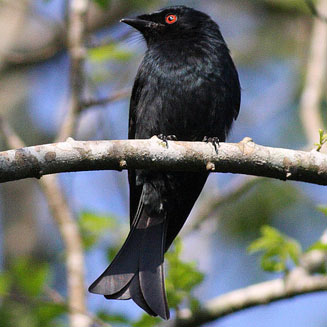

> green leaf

[
  {"left": 106, "top": 244, "right": 122, "bottom": 262},
  {"left": 36, "top": 302, "right": 67, "bottom": 325},
  {"left": 97, "top": 310, "right": 130, "bottom": 325},
  {"left": 254, "top": 0, "right": 318, "bottom": 13},
  {"left": 88, "top": 44, "right": 133, "bottom": 62},
  {"left": 315, "top": 129, "right": 327, "bottom": 151},
  {"left": 132, "top": 314, "right": 161, "bottom": 327},
  {"left": 165, "top": 238, "right": 204, "bottom": 309},
  {"left": 0, "top": 272, "right": 11, "bottom": 296},
  {"left": 317, "top": 205, "right": 327, "bottom": 217},
  {"left": 189, "top": 296, "right": 201, "bottom": 313},
  {"left": 92, "top": 0, "right": 111, "bottom": 9},
  {"left": 307, "top": 241, "right": 327, "bottom": 252},
  {"left": 79, "top": 211, "right": 116, "bottom": 232},
  {"left": 79, "top": 211, "right": 116, "bottom": 250},
  {"left": 11, "top": 259, "right": 49, "bottom": 297},
  {"left": 248, "top": 225, "right": 302, "bottom": 273}
]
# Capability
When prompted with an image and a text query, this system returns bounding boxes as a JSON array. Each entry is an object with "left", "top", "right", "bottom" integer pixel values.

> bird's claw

[
  {"left": 157, "top": 134, "right": 178, "bottom": 147},
  {"left": 203, "top": 136, "right": 220, "bottom": 154}
]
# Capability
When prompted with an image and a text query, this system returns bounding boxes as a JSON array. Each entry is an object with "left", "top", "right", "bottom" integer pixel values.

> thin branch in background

[
  {"left": 56, "top": 0, "right": 90, "bottom": 142},
  {"left": 39, "top": 175, "right": 91, "bottom": 327},
  {"left": 0, "top": 117, "right": 25, "bottom": 149},
  {"left": 300, "top": 0, "right": 327, "bottom": 152},
  {"left": 169, "top": 273, "right": 327, "bottom": 327},
  {"left": 2, "top": 1, "right": 92, "bottom": 325},
  {"left": 183, "top": 176, "right": 259, "bottom": 235},
  {"left": 54, "top": 0, "right": 91, "bottom": 325},
  {"left": 305, "top": 0, "right": 327, "bottom": 23},
  {"left": 81, "top": 87, "right": 131, "bottom": 109}
]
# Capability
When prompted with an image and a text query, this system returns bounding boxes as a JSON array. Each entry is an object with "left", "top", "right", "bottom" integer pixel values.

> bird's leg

[
  {"left": 157, "top": 134, "right": 178, "bottom": 147},
  {"left": 203, "top": 136, "right": 220, "bottom": 154}
]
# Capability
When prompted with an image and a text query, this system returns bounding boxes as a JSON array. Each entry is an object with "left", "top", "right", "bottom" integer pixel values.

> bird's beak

[
  {"left": 120, "top": 17, "right": 163, "bottom": 33},
  {"left": 120, "top": 18, "right": 150, "bottom": 32}
]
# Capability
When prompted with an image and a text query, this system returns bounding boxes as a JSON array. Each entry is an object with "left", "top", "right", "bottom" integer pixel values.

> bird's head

[{"left": 121, "top": 6, "right": 218, "bottom": 45}]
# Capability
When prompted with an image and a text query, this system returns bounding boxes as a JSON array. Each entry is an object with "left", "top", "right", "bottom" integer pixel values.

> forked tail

[{"left": 89, "top": 206, "right": 170, "bottom": 319}]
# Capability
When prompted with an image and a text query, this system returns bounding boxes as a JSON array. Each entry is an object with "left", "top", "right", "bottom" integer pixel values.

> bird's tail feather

[{"left": 88, "top": 205, "right": 170, "bottom": 319}]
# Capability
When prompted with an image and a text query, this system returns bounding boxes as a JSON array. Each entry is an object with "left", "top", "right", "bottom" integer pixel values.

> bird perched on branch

[{"left": 89, "top": 5, "right": 240, "bottom": 319}]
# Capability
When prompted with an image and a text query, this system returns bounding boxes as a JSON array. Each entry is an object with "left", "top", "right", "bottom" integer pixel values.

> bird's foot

[
  {"left": 203, "top": 136, "right": 220, "bottom": 154},
  {"left": 157, "top": 134, "right": 178, "bottom": 147}
]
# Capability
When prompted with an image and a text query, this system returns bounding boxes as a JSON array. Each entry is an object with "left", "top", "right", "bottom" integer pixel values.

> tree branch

[
  {"left": 81, "top": 87, "right": 131, "bottom": 109},
  {"left": 0, "top": 137, "right": 326, "bottom": 185},
  {"left": 182, "top": 176, "right": 259, "bottom": 235},
  {"left": 168, "top": 271, "right": 327, "bottom": 327},
  {"left": 40, "top": 175, "right": 91, "bottom": 327},
  {"left": 169, "top": 229, "right": 327, "bottom": 327}
]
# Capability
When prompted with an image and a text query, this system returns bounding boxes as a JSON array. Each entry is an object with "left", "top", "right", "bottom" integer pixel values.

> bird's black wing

[
  {"left": 128, "top": 72, "right": 144, "bottom": 226},
  {"left": 226, "top": 55, "right": 241, "bottom": 121}
]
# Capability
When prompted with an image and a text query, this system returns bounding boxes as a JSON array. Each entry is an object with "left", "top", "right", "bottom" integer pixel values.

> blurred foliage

[
  {"left": 106, "top": 241, "right": 123, "bottom": 262},
  {"left": 0, "top": 259, "right": 66, "bottom": 327},
  {"left": 10, "top": 259, "right": 50, "bottom": 297},
  {"left": 92, "top": 0, "right": 111, "bottom": 9},
  {"left": 97, "top": 310, "right": 130, "bottom": 325},
  {"left": 317, "top": 205, "right": 327, "bottom": 217},
  {"left": 248, "top": 225, "right": 302, "bottom": 272},
  {"left": 44, "top": 0, "right": 157, "bottom": 10},
  {"left": 306, "top": 206, "right": 327, "bottom": 254},
  {"left": 132, "top": 315, "right": 161, "bottom": 327},
  {"left": 88, "top": 44, "right": 134, "bottom": 63},
  {"left": 79, "top": 211, "right": 117, "bottom": 250},
  {"left": 252, "top": 0, "right": 316, "bottom": 13},
  {"left": 306, "top": 240, "right": 327, "bottom": 252},
  {"left": 165, "top": 238, "right": 204, "bottom": 311},
  {"left": 219, "top": 179, "right": 302, "bottom": 238},
  {"left": 305, "top": 205, "right": 327, "bottom": 273}
]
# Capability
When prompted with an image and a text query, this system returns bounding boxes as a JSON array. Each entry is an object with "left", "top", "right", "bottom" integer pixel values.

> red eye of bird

[{"left": 165, "top": 14, "right": 177, "bottom": 24}]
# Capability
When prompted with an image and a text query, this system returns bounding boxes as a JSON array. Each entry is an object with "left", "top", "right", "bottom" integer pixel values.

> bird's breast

[{"left": 134, "top": 45, "right": 228, "bottom": 140}]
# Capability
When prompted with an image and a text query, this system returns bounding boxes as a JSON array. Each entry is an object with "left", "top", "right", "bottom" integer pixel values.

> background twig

[
  {"left": 300, "top": 0, "right": 327, "bottom": 151},
  {"left": 81, "top": 87, "right": 131, "bottom": 109},
  {"left": 305, "top": 0, "right": 327, "bottom": 23},
  {"left": 56, "top": 0, "right": 89, "bottom": 142}
]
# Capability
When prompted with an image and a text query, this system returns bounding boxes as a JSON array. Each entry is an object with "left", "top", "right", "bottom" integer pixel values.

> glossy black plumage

[{"left": 89, "top": 5, "right": 241, "bottom": 320}]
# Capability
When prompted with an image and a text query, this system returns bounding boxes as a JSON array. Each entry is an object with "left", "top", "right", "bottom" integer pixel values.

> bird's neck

[{"left": 146, "top": 36, "right": 228, "bottom": 68}]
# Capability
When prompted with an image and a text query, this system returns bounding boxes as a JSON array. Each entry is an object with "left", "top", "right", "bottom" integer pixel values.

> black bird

[{"left": 89, "top": 5, "right": 240, "bottom": 320}]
